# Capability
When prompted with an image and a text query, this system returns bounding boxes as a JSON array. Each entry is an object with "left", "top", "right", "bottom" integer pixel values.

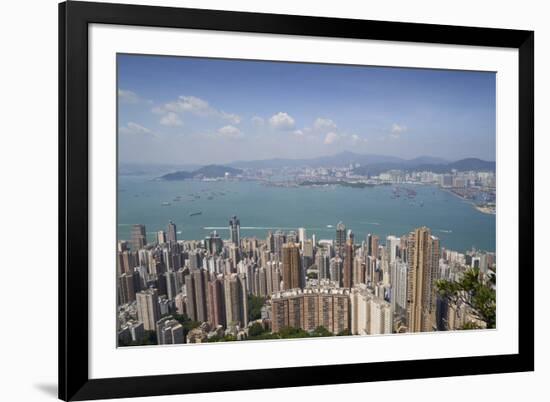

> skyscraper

[
  {"left": 204, "top": 231, "right": 223, "bottom": 255},
  {"left": 335, "top": 222, "right": 346, "bottom": 256},
  {"left": 131, "top": 224, "right": 147, "bottom": 251},
  {"left": 266, "top": 231, "right": 275, "bottom": 253},
  {"left": 298, "top": 227, "right": 307, "bottom": 249},
  {"left": 406, "top": 227, "right": 440, "bottom": 332},
  {"left": 167, "top": 221, "right": 177, "bottom": 243},
  {"left": 223, "top": 273, "right": 248, "bottom": 327},
  {"left": 282, "top": 243, "right": 302, "bottom": 290},
  {"left": 229, "top": 215, "right": 240, "bottom": 246},
  {"left": 329, "top": 256, "right": 343, "bottom": 286},
  {"left": 207, "top": 276, "right": 226, "bottom": 328},
  {"left": 118, "top": 272, "right": 136, "bottom": 305},
  {"left": 273, "top": 230, "right": 286, "bottom": 258},
  {"left": 185, "top": 269, "right": 208, "bottom": 322},
  {"left": 316, "top": 250, "right": 330, "bottom": 280},
  {"left": 156, "top": 316, "right": 184, "bottom": 344},
  {"left": 367, "top": 234, "right": 379, "bottom": 259},
  {"left": 370, "top": 298, "right": 392, "bottom": 334},
  {"left": 386, "top": 235, "right": 401, "bottom": 264},
  {"left": 165, "top": 270, "right": 178, "bottom": 300},
  {"left": 136, "top": 288, "right": 160, "bottom": 331},
  {"left": 353, "top": 255, "right": 366, "bottom": 286},
  {"left": 343, "top": 232, "right": 354, "bottom": 288},
  {"left": 157, "top": 230, "right": 167, "bottom": 244}
]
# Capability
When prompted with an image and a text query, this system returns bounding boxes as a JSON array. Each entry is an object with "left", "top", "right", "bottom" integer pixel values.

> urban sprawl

[{"left": 117, "top": 215, "right": 496, "bottom": 346}]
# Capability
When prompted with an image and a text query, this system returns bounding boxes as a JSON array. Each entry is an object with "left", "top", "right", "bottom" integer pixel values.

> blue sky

[{"left": 118, "top": 54, "right": 496, "bottom": 165}]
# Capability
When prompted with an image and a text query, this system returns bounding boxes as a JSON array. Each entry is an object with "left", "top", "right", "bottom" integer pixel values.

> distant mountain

[
  {"left": 353, "top": 157, "right": 495, "bottom": 176},
  {"left": 119, "top": 163, "right": 201, "bottom": 176},
  {"left": 402, "top": 156, "right": 449, "bottom": 166},
  {"left": 229, "top": 151, "right": 406, "bottom": 169},
  {"left": 193, "top": 165, "right": 243, "bottom": 178},
  {"left": 447, "top": 158, "right": 496, "bottom": 171},
  {"left": 160, "top": 171, "right": 195, "bottom": 181},
  {"left": 159, "top": 164, "right": 243, "bottom": 181}
]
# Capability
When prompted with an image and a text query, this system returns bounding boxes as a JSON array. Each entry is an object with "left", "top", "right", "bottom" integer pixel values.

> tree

[
  {"left": 307, "top": 271, "right": 318, "bottom": 280},
  {"left": 436, "top": 267, "right": 496, "bottom": 329},
  {"left": 277, "top": 326, "right": 310, "bottom": 339},
  {"left": 119, "top": 330, "right": 157, "bottom": 346},
  {"left": 247, "top": 295, "right": 266, "bottom": 322},
  {"left": 248, "top": 322, "right": 267, "bottom": 337},
  {"left": 311, "top": 326, "right": 332, "bottom": 337}
]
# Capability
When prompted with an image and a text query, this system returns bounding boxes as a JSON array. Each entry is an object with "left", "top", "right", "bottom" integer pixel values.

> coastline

[{"left": 440, "top": 187, "right": 496, "bottom": 215}]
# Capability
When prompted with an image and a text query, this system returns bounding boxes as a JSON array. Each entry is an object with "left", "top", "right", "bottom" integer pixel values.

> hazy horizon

[
  {"left": 118, "top": 54, "right": 496, "bottom": 165},
  {"left": 118, "top": 151, "right": 496, "bottom": 170}
]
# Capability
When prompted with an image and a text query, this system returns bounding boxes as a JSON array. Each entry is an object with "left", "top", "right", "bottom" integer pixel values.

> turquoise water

[{"left": 118, "top": 176, "right": 496, "bottom": 253}]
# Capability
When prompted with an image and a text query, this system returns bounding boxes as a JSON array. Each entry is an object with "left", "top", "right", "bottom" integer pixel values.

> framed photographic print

[{"left": 59, "top": 1, "right": 534, "bottom": 400}]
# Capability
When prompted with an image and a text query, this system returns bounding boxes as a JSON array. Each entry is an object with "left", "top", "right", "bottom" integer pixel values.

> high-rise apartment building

[
  {"left": 343, "top": 233, "right": 354, "bottom": 288},
  {"left": 316, "top": 250, "right": 330, "bottom": 280},
  {"left": 367, "top": 234, "right": 380, "bottom": 259},
  {"left": 335, "top": 222, "right": 346, "bottom": 256},
  {"left": 369, "top": 298, "right": 392, "bottom": 334},
  {"left": 406, "top": 227, "right": 440, "bottom": 332},
  {"left": 156, "top": 316, "right": 184, "bottom": 344},
  {"left": 282, "top": 243, "right": 302, "bottom": 290},
  {"left": 167, "top": 221, "right": 177, "bottom": 243},
  {"left": 207, "top": 276, "right": 226, "bottom": 328},
  {"left": 157, "top": 230, "right": 167, "bottom": 245},
  {"left": 185, "top": 269, "right": 208, "bottom": 322},
  {"left": 131, "top": 224, "right": 147, "bottom": 251},
  {"left": 273, "top": 230, "right": 286, "bottom": 258},
  {"left": 329, "top": 256, "right": 343, "bottom": 286},
  {"left": 119, "top": 272, "right": 136, "bottom": 305},
  {"left": 223, "top": 273, "right": 248, "bottom": 327},
  {"left": 386, "top": 235, "right": 401, "bottom": 264},
  {"left": 271, "top": 287, "right": 350, "bottom": 334},
  {"left": 229, "top": 215, "right": 240, "bottom": 246},
  {"left": 353, "top": 255, "right": 366, "bottom": 286},
  {"left": 136, "top": 288, "right": 160, "bottom": 331}
]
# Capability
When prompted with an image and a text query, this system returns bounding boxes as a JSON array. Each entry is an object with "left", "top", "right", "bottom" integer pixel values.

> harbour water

[{"left": 118, "top": 176, "right": 496, "bottom": 253}]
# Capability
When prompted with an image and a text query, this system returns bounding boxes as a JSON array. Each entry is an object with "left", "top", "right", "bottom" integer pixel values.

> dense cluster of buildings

[{"left": 117, "top": 217, "right": 495, "bottom": 346}]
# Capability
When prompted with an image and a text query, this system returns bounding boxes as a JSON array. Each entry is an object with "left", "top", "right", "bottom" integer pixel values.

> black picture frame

[{"left": 59, "top": 1, "right": 534, "bottom": 400}]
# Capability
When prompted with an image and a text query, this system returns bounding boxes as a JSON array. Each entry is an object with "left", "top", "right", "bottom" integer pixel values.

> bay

[{"left": 117, "top": 176, "right": 496, "bottom": 253}]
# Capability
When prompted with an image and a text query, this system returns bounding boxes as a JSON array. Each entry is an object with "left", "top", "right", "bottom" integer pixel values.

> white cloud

[
  {"left": 251, "top": 116, "right": 265, "bottom": 126},
  {"left": 351, "top": 133, "right": 368, "bottom": 144},
  {"left": 160, "top": 112, "right": 183, "bottom": 127},
  {"left": 293, "top": 129, "right": 304, "bottom": 137},
  {"left": 391, "top": 123, "right": 407, "bottom": 134},
  {"left": 154, "top": 95, "right": 210, "bottom": 115},
  {"left": 314, "top": 117, "right": 337, "bottom": 131},
  {"left": 221, "top": 111, "right": 241, "bottom": 124},
  {"left": 153, "top": 95, "right": 241, "bottom": 124},
  {"left": 119, "top": 122, "right": 155, "bottom": 137},
  {"left": 323, "top": 132, "right": 340, "bottom": 145},
  {"left": 118, "top": 89, "right": 140, "bottom": 104},
  {"left": 269, "top": 112, "right": 295, "bottom": 130},
  {"left": 218, "top": 125, "right": 243, "bottom": 139}
]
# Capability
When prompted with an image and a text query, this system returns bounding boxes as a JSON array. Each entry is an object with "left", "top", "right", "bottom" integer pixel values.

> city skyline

[
  {"left": 117, "top": 214, "right": 495, "bottom": 346},
  {"left": 118, "top": 54, "right": 496, "bottom": 165}
]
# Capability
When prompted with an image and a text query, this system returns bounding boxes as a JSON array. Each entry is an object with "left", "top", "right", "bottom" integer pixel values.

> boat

[
  {"left": 161, "top": 202, "right": 171, "bottom": 206},
  {"left": 189, "top": 211, "right": 202, "bottom": 217}
]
